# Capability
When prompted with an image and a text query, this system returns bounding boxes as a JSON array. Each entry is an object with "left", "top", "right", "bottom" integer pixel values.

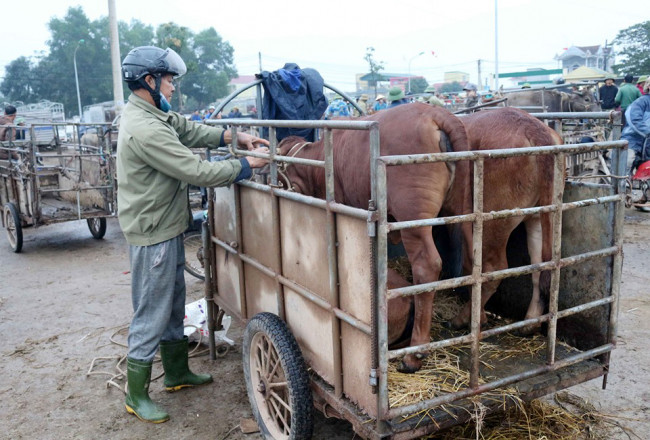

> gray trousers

[{"left": 127, "top": 235, "right": 186, "bottom": 362}]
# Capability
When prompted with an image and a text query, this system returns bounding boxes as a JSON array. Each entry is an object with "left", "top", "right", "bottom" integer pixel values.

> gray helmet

[
  {"left": 463, "top": 83, "right": 478, "bottom": 92},
  {"left": 121, "top": 46, "right": 187, "bottom": 82}
]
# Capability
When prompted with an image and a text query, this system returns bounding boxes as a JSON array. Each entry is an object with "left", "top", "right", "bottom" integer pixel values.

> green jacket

[
  {"left": 615, "top": 83, "right": 641, "bottom": 110},
  {"left": 117, "top": 93, "right": 244, "bottom": 246}
]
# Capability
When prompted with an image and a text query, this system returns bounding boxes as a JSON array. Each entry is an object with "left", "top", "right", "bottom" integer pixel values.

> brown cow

[
  {"left": 449, "top": 107, "right": 563, "bottom": 332},
  {"left": 277, "top": 103, "right": 473, "bottom": 373}
]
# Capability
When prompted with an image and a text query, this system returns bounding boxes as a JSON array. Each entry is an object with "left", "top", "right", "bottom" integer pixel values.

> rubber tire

[
  {"left": 4, "top": 203, "right": 22, "bottom": 253},
  {"left": 87, "top": 218, "right": 107, "bottom": 239},
  {"left": 243, "top": 313, "right": 313, "bottom": 440},
  {"left": 183, "top": 232, "right": 205, "bottom": 281}
]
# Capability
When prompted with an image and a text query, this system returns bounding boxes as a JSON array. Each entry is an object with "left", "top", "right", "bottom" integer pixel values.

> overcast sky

[{"left": 1, "top": 0, "right": 645, "bottom": 92}]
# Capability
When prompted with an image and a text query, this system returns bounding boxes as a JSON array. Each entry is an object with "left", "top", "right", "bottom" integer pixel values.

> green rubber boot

[
  {"left": 160, "top": 336, "right": 213, "bottom": 392},
  {"left": 124, "top": 357, "right": 169, "bottom": 423}
]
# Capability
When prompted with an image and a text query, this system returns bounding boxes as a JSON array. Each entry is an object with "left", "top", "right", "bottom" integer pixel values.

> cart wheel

[
  {"left": 87, "top": 218, "right": 107, "bottom": 239},
  {"left": 183, "top": 232, "right": 205, "bottom": 281},
  {"left": 4, "top": 203, "right": 22, "bottom": 253},
  {"left": 243, "top": 313, "right": 313, "bottom": 440}
]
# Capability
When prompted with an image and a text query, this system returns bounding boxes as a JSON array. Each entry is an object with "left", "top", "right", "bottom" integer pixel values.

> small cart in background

[{"left": 0, "top": 122, "right": 116, "bottom": 253}]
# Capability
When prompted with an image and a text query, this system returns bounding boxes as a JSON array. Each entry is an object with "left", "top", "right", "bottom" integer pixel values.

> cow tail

[{"left": 430, "top": 107, "right": 474, "bottom": 279}]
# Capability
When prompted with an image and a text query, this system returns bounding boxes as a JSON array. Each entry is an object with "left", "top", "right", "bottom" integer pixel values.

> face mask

[{"left": 159, "top": 95, "right": 172, "bottom": 113}]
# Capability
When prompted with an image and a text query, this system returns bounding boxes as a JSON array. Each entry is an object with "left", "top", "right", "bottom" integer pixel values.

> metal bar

[
  {"left": 203, "top": 221, "right": 217, "bottom": 360},
  {"left": 385, "top": 344, "right": 613, "bottom": 419},
  {"left": 389, "top": 333, "right": 477, "bottom": 360},
  {"left": 387, "top": 245, "right": 619, "bottom": 301},
  {"left": 379, "top": 141, "right": 627, "bottom": 165},
  {"left": 38, "top": 186, "right": 113, "bottom": 194},
  {"left": 375, "top": 161, "right": 390, "bottom": 433},
  {"left": 206, "top": 118, "right": 377, "bottom": 130},
  {"left": 323, "top": 128, "right": 343, "bottom": 398},
  {"left": 556, "top": 296, "right": 614, "bottom": 319},
  {"left": 386, "top": 195, "right": 621, "bottom": 231},
  {"left": 269, "top": 127, "right": 286, "bottom": 322},
  {"left": 605, "top": 114, "right": 626, "bottom": 388},
  {"left": 470, "top": 157, "right": 485, "bottom": 389},
  {"left": 239, "top": 179, "right": 370, "bottom": 220},
  {"left": 530, "top": 111, "right": 617, "bottom": 120},
  {"left": 546, "top": 153, "right": 566, "bottom": 365}
]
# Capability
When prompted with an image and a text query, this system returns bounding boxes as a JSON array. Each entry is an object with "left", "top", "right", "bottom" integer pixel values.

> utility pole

[
  {"left": 108, "top": 0, "right": 124, "bottom": 113},
  {"left": 477, "top": 59, "right": 482, "bottom": 90}
]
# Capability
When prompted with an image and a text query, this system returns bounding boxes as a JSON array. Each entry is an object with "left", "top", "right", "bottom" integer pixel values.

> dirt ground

[{"left": 1, "top": 211, "right": 648, "bottom": 440}]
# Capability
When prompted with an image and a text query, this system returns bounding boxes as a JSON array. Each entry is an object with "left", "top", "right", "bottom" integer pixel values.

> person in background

[
  {"left": 637, "top": 75, "right": 648, "bottom": 95},
  {"left": 227, "top": 107, "right": 242, "bottom": 118},
  {"left": 428, "top": 93, "right": 445, "bottom": 108},
  {"left": 118, "top": 45, "right": 269, "bottom": 424},
  {"left": 189, "top": 110, "right": 202, "bottom": 121},
  {"left": 373, "top": 94, "right": 387, "bottom": 112},
  {"left": 0, "top": 105, "right": 18, "bottom": 142},
  {"left": 204, "top": 105, "right": 216, "bottom": 119},
  {"left": 463, "top": 83, "right": 479, "bottom": 108},
  {"left": 615, "top": 74, "right": 642, "bottom": 127},
  {"left": 622, "top": 78, "right": 650, "bottom": 175},
  {"left": 14, "top": 117, "right": 27, "bottom": 140},
  {"left": 387, "top": 87, "right": 406, "bottom": 108},
  {"left": 599, "top": 76, "right": 619, "bottom": 110},
  {"left": 324, "top": 95, "right": 350, "bottom": 118},
  {"left": 353, "top": 94, "right": 368, "bottom": 116}
]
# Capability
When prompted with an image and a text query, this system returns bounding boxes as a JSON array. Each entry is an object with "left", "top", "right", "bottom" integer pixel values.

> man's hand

[
  {"left": 245, "top": 146, "right": 270, "bottom": 168},
  {"left": 223, "top": 130, "right": 270, "bottom": 151}
]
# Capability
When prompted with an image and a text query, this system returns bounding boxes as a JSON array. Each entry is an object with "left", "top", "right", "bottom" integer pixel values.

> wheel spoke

[
  {"left": 267, "top": 392, "right": 291, "bottom": 432},
  {"left": 269, "top": 389, "right": 292, "bottom": 413},
  {"left": 267, "top": 381, "right": 288, "bottom": 389}
]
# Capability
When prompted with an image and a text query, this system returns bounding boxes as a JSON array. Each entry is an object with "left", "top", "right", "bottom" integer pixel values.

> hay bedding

[{"left": 386, "top": 258, "right": 630, "bottom": 439}]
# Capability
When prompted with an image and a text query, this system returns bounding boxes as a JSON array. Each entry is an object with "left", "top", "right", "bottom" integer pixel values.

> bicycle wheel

[{"left": 183, "top": 232, "right": 205, "bottom": 281}]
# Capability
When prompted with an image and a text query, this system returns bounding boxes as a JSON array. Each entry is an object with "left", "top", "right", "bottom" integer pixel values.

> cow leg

[
  {"left": 449, "top": 251, "right": 506, "bottom": 330},
  {"left": 520, "top": 215, "right": 545, "bottom": 334},
  {"left": 397, "top": 226, "right": 442, "bottom": 373}
]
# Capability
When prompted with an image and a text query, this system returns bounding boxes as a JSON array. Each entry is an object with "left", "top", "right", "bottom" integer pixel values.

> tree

[
  {"left": 409, "top": 77, "right": 429, "bottom": 94},
  {"left": 364, "top": 47, "right": 385, "bottom": 98},
  {"left": 613, "top": 21, "right": 650, "bottom": 75},
  {"left": 182, "top": 27, "right": 237, "bottom": 110},
  {"left": 440, "top": 81, "right": 463, "bottom": 93},
  {"left": 0, "top": 7, "right": 238, "bottom": 118},
  {"left": 0, "top": 57, "right": 37, "bottom": 103}
]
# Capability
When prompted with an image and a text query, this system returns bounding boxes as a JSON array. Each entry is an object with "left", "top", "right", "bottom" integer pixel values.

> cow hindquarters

[{"left": 397, "top": 226, "right": 442, "bottom": 373}]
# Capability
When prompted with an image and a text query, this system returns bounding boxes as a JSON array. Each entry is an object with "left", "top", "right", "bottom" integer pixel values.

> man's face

[
  {"left": 146, "top": 74, "right": 175, "bottom": 101},
  {"left": 605, "top": 79, "right": 614, "bottom": 86},
  {"left": 159, "top": 74, "right": 175, "bottom": 101}
]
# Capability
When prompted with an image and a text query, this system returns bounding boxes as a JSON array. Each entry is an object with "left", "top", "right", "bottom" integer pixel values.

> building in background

[{"left": 555, "top": 45, "right": 615, "bottom": 73}]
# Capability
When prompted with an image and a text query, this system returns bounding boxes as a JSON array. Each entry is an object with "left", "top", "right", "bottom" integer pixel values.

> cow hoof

[
  {"left": 443, "top": 319, "right": 467, "bottom": 330},
  {"left": 397, "top": 354, "right": 425, "bottom": 373}
]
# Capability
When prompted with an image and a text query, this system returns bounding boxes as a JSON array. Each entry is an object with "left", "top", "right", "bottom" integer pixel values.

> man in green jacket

[
  {"left": 615, "top": 74, "right": 642, "bottom": 127},
  {"left": 117, "top": 46, "right": 268, "bottom": 423}
]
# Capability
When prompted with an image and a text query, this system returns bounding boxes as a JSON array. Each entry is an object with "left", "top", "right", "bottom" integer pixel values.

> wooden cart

[
  {"left": 202, "top": 116, "right": 626, "bottom": 439},
  {"left": 0, "top": 122, "right": 116, "bottom": 252}
]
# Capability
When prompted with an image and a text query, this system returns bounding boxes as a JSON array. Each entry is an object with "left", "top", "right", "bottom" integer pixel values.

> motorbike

[{"left": 577, "top": 145, "right": 650, "bottom": 212}]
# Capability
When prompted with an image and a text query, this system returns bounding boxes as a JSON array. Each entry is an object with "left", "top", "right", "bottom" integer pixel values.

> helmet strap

[{"left": 139, "top": 74, "right": 163, "bottom": 110}]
